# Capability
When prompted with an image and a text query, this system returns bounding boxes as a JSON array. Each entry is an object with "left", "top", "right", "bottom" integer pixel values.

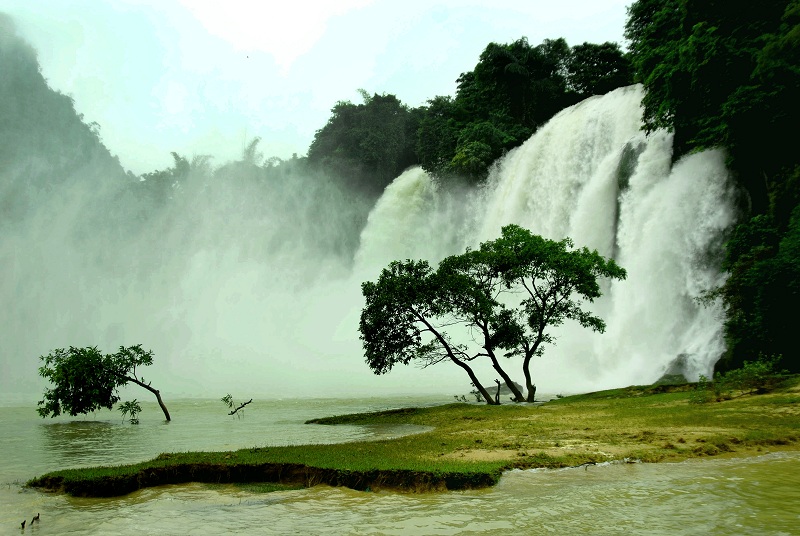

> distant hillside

[{"left": 0, "top": 13, "right": 127, "bottom": 225}]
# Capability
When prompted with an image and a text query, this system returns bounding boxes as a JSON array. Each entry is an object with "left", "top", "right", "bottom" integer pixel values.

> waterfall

[
  {"left": 355, "top": 84, "right": 737, "bottom": 392},
  {"left": 1, "top": 84, "right": 737, "bottom": 401}
]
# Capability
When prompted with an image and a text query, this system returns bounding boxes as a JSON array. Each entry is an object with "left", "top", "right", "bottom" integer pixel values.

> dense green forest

[
  {"left": 2, "top": 2, "right": 798, "bottom": 375},
  {"left": 308, "top": 37, "right": 632, "bottom": 188}
]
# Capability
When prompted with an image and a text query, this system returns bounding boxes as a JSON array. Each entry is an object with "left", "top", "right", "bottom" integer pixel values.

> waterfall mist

[{"left": 1, "top": 84, "right": 737, "bottom": 402}]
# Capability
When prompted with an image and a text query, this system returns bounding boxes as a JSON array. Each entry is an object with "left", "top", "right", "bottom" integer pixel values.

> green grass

[{"left": 27, "top": 376, "right": 800, "bottom": 497}]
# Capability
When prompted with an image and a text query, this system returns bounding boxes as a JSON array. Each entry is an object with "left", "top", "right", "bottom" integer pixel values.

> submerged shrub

[{"left": 118, "top": 399, "right": 141, "bottom": 424}]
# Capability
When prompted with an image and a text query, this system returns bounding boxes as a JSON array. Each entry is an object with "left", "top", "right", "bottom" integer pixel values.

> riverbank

[{"left": 27, "top": 377, "right": 800, "bottom": 497}]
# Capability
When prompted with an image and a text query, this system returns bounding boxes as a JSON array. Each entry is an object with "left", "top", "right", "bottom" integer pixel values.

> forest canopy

[{"left": 307, "top": 37, "right": 632, "bottom": 189}]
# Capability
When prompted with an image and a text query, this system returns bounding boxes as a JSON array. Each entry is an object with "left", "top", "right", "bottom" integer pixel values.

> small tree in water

[
  {"left": 37, "top": 345, "right": 171, "bottom": 421},
  {"left": 222, "top": 394, "right": 252, "bottom": 418},
  {"left": 118, "top": 399, "right": 142, "bottom": 424}
]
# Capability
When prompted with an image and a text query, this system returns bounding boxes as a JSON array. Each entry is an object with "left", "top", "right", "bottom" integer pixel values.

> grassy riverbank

[{"left": 28, "top": 376, "right": 800, "bottom": 497}]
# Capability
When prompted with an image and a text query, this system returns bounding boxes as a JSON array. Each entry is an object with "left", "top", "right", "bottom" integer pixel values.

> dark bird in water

[
  {"left": 31, "top": 513, "right": 40, "bottom": 523},
  {"left": 21, "top": 519, "right": 26, "bottom": 529}
]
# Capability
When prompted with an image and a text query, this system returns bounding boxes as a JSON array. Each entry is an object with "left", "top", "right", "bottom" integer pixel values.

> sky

[{"left": 3, "top": 0, "right": 630, "bottom": 175}]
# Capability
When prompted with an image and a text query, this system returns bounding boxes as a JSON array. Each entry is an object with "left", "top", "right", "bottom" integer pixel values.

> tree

[
  {"left": 359, "top": 259, "right": 498, "bottom": 404},
  {"left": 37, "top": 345, "right": 171, "bottom": 421},
  {"left": 307, "top": 92, "right": 420, "bottom": 194},
  {"left": 415, "top": 95, "right": 463, "bottom": 179},
  {"left": 566, "top": 42, "right": 633, "bottom": 98},
  {"left": 714, "top": 206, "right": 800, "bottom": 374},
  {"left": 477, "top": 225, "right": 627, "bottom": 401},
  {"left": 417, "top": 36, "right": 631, "bottom": 184},
  {"left": 118, "top": 399, "right": 142, "bottom": 424},
  {"left": 359, "top": 225, "right": 626, "bottom": 403}
]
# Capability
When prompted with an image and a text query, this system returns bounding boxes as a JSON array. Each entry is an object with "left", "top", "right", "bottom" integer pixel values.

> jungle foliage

[
  {"left": 416, "top": 38, "right": 632, "bottom": 183},
  {"left": 307, "top": 91, "right": 421, "bottom": 194},
  {"left": 307, "top": 37, "right": 632, "bottom": 187}
]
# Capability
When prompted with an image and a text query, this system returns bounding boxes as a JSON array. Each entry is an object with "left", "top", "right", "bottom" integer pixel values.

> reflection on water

[
  {"left": 40, "top": 421, "right": 131, "bottom": 465},
  {"left": 1, "top": 398, "right": 799, "bottom": 535}
]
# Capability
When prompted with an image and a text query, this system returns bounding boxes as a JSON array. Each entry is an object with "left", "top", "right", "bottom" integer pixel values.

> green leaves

[
  {"left": 118, "top": 399, "right": 142, "bottom": 424},
  {"left": 566, "top": 42, "right": 633, "bottom": 98},
  {"left": 37, "top": 346, "right": 121, "bottom": 418},
  {"left": 36, "top": 345, "right": 158, "bottom": 419},
  {"left": 418, "top": 36, "right": 631, "bottom": 184},
  {"left": 360, "top": 260, "right": 437, "bottom": 375},
  {"left": 109, "top": 344, "right": 154, "bottom": 379},
  {"left": 307, "top": 92, "right": 419, "bottom": 193},
  {"left": 475, "top": 225, "right": 625, "bottom": 355},
  {"left": 716, "top": 205, "right": 800, "bottom": 373}
]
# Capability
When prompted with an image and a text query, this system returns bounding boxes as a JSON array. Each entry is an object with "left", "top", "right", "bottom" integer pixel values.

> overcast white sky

[{"left": 3, "top": 0, "right": 630, "bottom": 174}]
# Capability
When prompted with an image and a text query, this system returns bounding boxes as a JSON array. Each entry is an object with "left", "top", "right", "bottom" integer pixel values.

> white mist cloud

[{"left": 178, "top": 0, "right": 375, "bottom": 71}]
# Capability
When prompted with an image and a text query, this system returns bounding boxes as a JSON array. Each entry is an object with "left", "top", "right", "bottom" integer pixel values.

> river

[{"left": 2, "top": 397, "right": 798, "bottom": 535}]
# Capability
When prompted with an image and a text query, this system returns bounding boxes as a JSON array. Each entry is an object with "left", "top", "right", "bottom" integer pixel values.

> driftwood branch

[{"left": 228, "top": 399, "right": 253, "bottom": 415}]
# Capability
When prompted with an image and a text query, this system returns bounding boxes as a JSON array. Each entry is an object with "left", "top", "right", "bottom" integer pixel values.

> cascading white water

[
  {"left": 354, "top": 84, "right": 737, "bottom": 392},
  {"left": 353, "top": 167, "right": 482, "bottom": 277}
]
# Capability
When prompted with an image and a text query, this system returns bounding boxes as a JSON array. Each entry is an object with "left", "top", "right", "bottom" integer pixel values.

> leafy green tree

[
  {"left": 624, "top": 0, "right": 792, "bottom": 196},
  {"left": 37, "top": 345, "right": 171, "bottom": 421},
  {"left": 359, "top": 225, "right": 626, "bottom": 403},
  {"left": 566, "top": 42, "right": 633, "bottom": 98},
  {"left": 465, "top": 225, "right": 627, "bottom": 401},
  {"left": 307, "top": 92, "right": 419, "bottom": 193},
  {"left": 359, "top": 259, "right": 498, "bottom": 404},
  {"left": 417, "top": 36, "right": 631, "bottom": 183},
  {"left": 418, "top": 38, "right": 546, "bottom": 182},
  {"left": 415, "top": 95, "right": 465, "bottom": 180},
  {"left": 715, "top": 206, "right": 800, "bottom": 373},
  {"left": 624, "top": 0, "right": 685, "bottom": 134}
]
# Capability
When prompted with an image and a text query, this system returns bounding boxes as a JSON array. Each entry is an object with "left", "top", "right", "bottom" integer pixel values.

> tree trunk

[
  {"left": 487, "top": 352, "right": 525, "bottom": 402},
  {"left": 125, "top": 376, "right": 171, "bottom": 421},
  {"left": 450, "top": 358, "right": 496, "bottom": 404},
  {"left": 415, "top": 312, "right": 497, "bottom": 405},
  {"left": 523, "top": 354, "right": 536, "bottom": 403}
]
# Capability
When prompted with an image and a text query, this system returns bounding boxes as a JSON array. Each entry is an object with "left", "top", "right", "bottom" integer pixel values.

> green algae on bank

[{"left": 27, "top": 376, "right": 800, "bottom": 497}]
